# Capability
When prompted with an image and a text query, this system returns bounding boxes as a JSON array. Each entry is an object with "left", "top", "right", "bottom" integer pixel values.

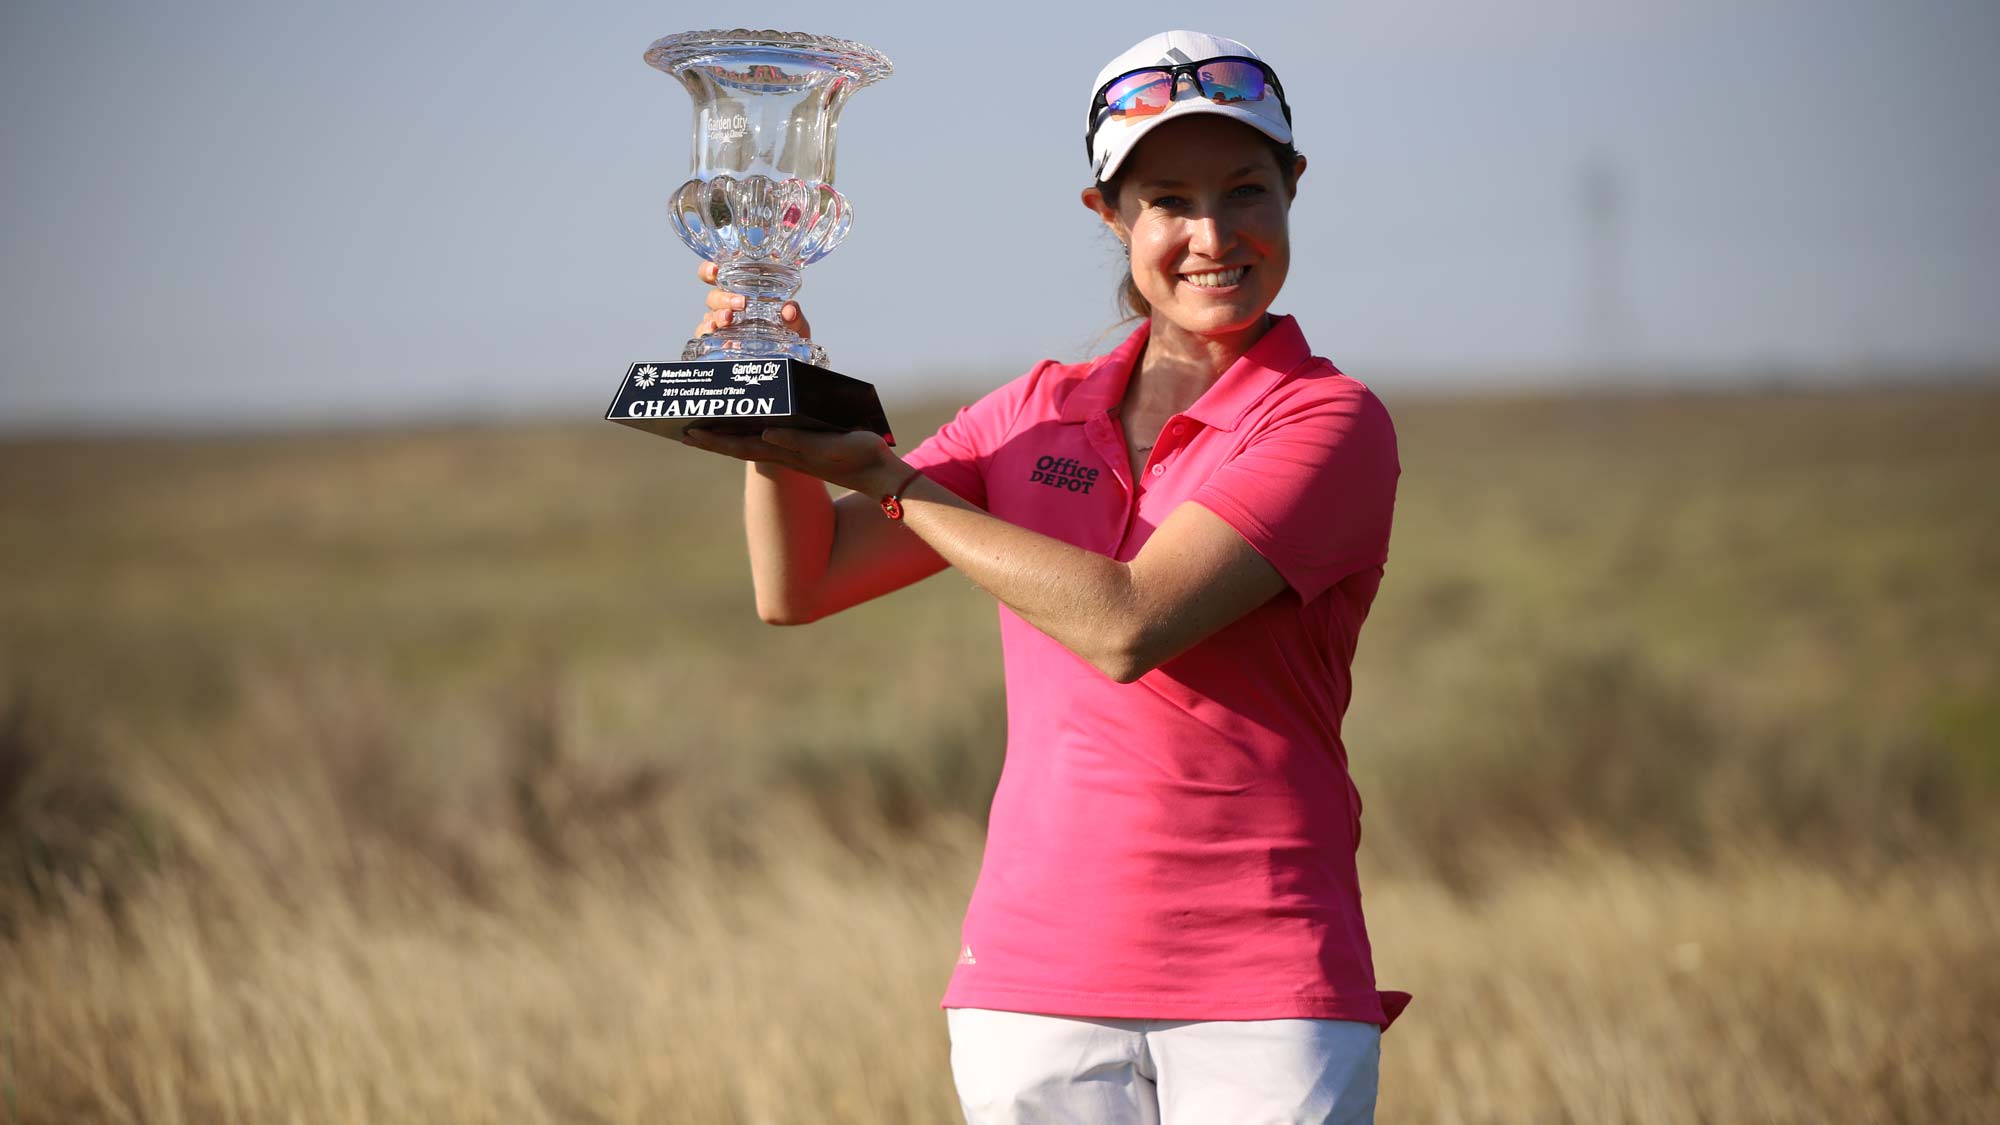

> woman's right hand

[{"left": 694, "top": 261, "right": 812, "bottom": 338}]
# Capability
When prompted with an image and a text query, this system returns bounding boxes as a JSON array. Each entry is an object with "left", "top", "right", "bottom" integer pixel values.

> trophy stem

[
  {"left": 741, "top": 295, "right": 788, "bottom": 329},
  {"left": 685, "top": 260, "right": 820, "bottom": 362},
  {"left": 684, "top": 260, "right": 827, "bottom": 364},
  {"left": 718, "top": 261, "right": 802, "bottom": 304}
]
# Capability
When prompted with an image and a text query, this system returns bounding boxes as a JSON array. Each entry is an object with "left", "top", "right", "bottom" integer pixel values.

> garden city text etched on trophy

[{"left": 607, "top": 29, "right": 894, "bottom": 443}]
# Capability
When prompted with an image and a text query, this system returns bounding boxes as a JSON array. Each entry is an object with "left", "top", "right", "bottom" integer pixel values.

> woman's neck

[{"left": 1130, "top": 313, "right": 1276, "bottom": 413}]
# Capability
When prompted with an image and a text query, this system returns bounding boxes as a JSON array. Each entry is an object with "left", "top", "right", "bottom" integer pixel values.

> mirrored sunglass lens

[
  {"left": 1195, "top": 60, "right": 1267, "bottom": 105},
  {"left": 1105, "top": 70, "right": 1174, "bottom": 115}
]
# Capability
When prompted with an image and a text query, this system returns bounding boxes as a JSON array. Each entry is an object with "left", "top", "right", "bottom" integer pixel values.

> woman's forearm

[
  {"left": 740, "top": 434, "right": 1144, "bottom": 656},
  {"left": 893, "top": 474, "right": 1149, "bottom": 679},
  {"left": 690, "top": 431, "right": 1276, "bottom": 669},
  {"left": 743, "top": 462, "right": 834, "bottom": 624},
  {"left": 740, "top": 458, "right": 954, "bottom": 624}
]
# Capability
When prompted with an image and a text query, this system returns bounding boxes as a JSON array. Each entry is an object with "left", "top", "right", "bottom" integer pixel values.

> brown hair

[{"left": 1095, "top": 136, "right": 1302, "bottom": 322}]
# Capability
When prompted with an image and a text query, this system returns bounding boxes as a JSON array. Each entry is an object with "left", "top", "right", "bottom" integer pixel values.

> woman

[{"left": 679, "top": 30, "right": 1408, "bottom": 1125}]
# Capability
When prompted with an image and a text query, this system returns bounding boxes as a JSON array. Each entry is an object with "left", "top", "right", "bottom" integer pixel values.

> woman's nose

[{"left": 1187, "top": 213, "right": 1230, "bottom": 257}]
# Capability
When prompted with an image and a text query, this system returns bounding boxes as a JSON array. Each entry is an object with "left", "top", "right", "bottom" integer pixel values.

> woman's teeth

[{"left": 1182, "top": 266, "right": 1247, "bottom": 288}]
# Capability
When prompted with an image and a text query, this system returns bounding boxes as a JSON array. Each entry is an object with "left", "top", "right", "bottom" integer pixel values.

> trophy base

[{"left": 607, "top": 357, "right": 893, "bottom": 445}]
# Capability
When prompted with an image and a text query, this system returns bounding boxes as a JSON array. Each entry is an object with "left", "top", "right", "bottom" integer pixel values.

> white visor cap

[{"left": 1086, "top": 30, "right": 1292, "bottom": 183}]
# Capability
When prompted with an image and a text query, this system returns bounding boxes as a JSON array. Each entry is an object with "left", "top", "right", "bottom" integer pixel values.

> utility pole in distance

[{"left": 1579, "top": 156, "right": 1628, "bottom": 378}]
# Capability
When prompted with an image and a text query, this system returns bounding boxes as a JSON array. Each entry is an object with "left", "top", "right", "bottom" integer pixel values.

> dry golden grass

[
  {"left": 6, "top": 806, "right": 1995, "bottom": 1124},
  {"left": 2, "top": 382, "right": 1997, "bottom": 1122}
]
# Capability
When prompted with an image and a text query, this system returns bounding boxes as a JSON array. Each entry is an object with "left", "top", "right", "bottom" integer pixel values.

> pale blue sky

[{"left": 2, "top": 0, "right": 1996, "bottom": 428}]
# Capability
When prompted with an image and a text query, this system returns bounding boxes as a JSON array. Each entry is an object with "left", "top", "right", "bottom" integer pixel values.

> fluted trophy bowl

[{"left": 649, "top": 29, "right": 891, "bottom": 366}]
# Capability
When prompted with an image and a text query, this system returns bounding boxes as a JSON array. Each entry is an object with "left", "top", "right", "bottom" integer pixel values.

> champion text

[{"left": 628, "top": 397, "right": 780, "bottom": 419}]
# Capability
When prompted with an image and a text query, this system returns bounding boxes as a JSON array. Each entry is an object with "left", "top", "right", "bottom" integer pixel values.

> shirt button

[
  {"left": 1151, "top": 463, "right": 1165, "bottom": 477},
  {"left": 1171, "top": 422, "right": 1188, "bottom": 437}
]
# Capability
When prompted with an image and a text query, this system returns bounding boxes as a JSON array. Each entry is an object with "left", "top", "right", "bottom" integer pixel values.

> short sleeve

[
  {"left": 1190, "top": 381, "right": 1400, "bottom": 604},
  {"left": 898, "top": 360, "right": 1051, "bottom": 510}
]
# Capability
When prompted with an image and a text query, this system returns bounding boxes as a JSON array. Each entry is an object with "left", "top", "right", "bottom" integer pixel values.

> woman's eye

[
  {"left": 1148, "top": 194, "right": 1187, "bottom": 209},
  {"left": 1230, "top": 183, "right": 1268, "bottom": 198}
]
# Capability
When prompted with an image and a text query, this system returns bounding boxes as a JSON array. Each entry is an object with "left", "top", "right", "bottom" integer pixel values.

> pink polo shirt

[{"left": 901, "top": 315, "right": 1409, "bottom": 1029}]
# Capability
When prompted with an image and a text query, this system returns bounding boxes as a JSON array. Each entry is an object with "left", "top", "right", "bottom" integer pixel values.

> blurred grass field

[{"left": 2, "top": 382, "right": 1997, "bottom": 1122}]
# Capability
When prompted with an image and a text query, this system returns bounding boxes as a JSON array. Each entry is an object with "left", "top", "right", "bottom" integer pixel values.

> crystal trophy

[{"left": 608, "top": 29, "right": 895, "bottom": 443}]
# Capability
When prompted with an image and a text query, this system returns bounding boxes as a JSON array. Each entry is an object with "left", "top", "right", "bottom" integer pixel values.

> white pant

[{"left": 946, "top": 1007, "right": 1380, "bottom": 1125}]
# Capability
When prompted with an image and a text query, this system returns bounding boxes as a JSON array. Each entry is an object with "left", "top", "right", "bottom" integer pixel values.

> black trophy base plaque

[{"left": 606, "top": 358, "right": 894, "bottom": 445}]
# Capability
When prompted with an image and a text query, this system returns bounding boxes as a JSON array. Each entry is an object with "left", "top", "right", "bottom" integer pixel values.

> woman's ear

[
  {"left": 1286, "top": 153, "right": 1308, "bottom": 202},
  {"left": 1080, "top": 184, "right": 1127, "bottom": 243}
]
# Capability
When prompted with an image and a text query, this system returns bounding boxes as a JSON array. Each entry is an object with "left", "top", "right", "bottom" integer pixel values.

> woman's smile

[{"left": 1180, "top": 265, "right": 1250, "bottom": 290}]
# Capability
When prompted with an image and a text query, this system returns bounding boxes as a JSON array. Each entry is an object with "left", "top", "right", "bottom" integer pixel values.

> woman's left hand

[{"left": 680, "top": 426, "right": 906, "bottom": 498}]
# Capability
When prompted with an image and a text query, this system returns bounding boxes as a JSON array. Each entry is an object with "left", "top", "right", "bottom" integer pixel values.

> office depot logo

[{"left": 1029, "top": 455, "right": 1100, "bottom": 495}]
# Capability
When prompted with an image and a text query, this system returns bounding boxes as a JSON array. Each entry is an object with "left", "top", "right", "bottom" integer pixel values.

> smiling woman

[
  {"left": 678, "top": 28, "right": 1405, "bottom": 1125},
  {"left": 1087, "top": 121, "right": 1305, "bottom": 331}
]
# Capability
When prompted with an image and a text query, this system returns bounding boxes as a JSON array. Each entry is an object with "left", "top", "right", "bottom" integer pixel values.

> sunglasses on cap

[{"left": 1084, "top": 55, "right": 1292, "bottom": 162}]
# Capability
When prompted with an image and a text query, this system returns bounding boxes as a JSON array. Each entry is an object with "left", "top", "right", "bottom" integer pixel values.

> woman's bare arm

[
  {"left": 889, "top": 471, "right": 1284, "bottom": 681},
  {"left": 742, "top": 463, "right": 949, "bottom": 624},
  {"left": 683, "top": 428, "right": 1285, "bottom": 681}
]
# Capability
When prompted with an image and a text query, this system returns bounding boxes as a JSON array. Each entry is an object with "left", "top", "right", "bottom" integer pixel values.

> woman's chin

[{"left": 1154, "top": 298, "right": 1272, "bottom": 341}]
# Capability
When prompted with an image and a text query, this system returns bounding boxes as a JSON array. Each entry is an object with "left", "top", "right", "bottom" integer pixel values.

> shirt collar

[
  {"left": 1057, "top": 320, "right": 1150, "bottom": 423},
  {"left": 1056, "top": 315, "right": 1313, "bottom": 431}
]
